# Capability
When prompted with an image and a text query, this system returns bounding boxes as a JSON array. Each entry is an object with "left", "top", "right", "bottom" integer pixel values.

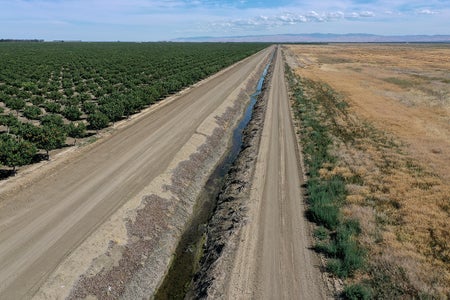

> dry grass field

[{"left": 286, "top": 44, "right": 449, "bottom": 297}]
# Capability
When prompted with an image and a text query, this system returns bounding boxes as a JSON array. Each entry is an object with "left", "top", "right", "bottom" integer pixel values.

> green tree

[
  {"left": 0, "top": 114, "right": 20, "bottom": 134},
  {"left": 122, "top": 94, "right": 143, "bottom": 117},
  {"left": 0, "top": 135, "right": 37, "bottom": 173},
  {"left": 5, "top": 98, "right": 26, "bottom": 114},
  {"left": 99, "top": 100, "right": 124, "bottom": 122},
  {"left": 23, "top": 105, "right": 42, "bottom": 120},
  {"left": 35, "top": 125, "right": 67, "bottom": 159},
  {"left": 82, "top": 101, "right": 97, "bottom": 115},
  {"left": 63, "top": 105, "right": 82, "bottom": 121},
  {"left": 64, "top": 87, "right": 74, "bottom": 97},
  {"left": 17, "top": 122, "right": 41, "bottom": 142},
  {"left": 42, "top": 101, "right": 61, "bottom": 113},
  {"left": 67, "top": 122, "right": 86, "bottom": 144},
  {"left": 47, "top": 90, "right": 63, "bottom": 101},
  {"left": 40, "top": 114, "right": 64, "bottom": 128},
  {"left": 31, "top": 95, "right": 45, "bottom": 106},
  {"left": 87, "top": 112, "right": 109, "bottom": 131}
]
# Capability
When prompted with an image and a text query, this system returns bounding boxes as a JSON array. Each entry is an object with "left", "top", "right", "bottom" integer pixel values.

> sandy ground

[
  {"left": 0, "top": 47, "right": 273, "bottom": 299},
  {"left": 224, "top": 47, "right": 328, "bottom": 299}
]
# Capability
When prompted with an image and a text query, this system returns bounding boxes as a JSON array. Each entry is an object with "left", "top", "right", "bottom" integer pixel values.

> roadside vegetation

[
  {"left": 287, "top": 65, "right": 449, "bottom": 299},
  {"left": 287, "top": 66, "right": 368, "bottom": 298},
  {"left": 0, "top": 42, "right": 268, "bottom": 175}
]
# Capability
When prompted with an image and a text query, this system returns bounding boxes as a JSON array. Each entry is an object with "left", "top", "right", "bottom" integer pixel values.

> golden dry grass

[
  {"left": 288, "top": 44, "right": 450, "bottom": 182},
  {"left": 285, "top": 44, "right": 450, "bottom": 297}
]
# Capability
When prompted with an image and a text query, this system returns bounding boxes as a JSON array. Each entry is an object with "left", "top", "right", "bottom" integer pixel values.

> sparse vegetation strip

[{"left": 286, "top": 66, "right": 366, "bottom": 297}]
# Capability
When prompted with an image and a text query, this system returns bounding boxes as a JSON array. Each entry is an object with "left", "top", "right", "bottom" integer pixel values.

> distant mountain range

[{"left": 173, "top": 33, "right": 450, "bottom": 43}]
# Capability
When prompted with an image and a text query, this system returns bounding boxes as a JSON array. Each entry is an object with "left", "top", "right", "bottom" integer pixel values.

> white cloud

[
  {"left": 327, "top": 11, "right": 345, "bottom": 20},
  {"left": 0, "top": 0, "right": 449, "bottom": 40},
  {"left": 416, "top": 9, "right": 439, "bottom": 15},
  {"left": 359, "top": 11, "right": 375, "bottom": 17},
  {"left": 205, "top": 9, "right": 376, "bottom": 32},
  {"left": 347, "top": 11, "right": 375, "bottom": 18}
]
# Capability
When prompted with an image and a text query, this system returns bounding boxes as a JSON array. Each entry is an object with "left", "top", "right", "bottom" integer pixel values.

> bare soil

[{"left": 0, "top": 47, "right": 273, "bottom": 299}]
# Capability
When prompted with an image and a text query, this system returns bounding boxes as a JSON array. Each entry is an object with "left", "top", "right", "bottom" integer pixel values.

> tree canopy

[{"left": 0, "top": 135, "right": 37, "bottom": 172}]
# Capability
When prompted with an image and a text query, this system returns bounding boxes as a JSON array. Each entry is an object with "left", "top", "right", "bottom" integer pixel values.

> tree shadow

[
  {"left": 0, "top": 169, "right": 15, "bottom": 180},
  {"left": 83, "top": 131, "right": 96, "bottom": 138},
  {"left": 32, "top": 153, "right": 49, "bottom": 163}
]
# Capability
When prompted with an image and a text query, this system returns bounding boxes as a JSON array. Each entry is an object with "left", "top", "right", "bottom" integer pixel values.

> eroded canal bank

[{"left": 154, "top": 49, "right": 276, "bottom": 299}]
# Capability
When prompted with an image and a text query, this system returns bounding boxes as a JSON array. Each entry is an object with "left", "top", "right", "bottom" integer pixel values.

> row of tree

[
  {"left": 0, "top": 113, "right": 86, "bottom": 172},
  {"left": 0, "top": 42, "right": 269, "bottom": 173}
]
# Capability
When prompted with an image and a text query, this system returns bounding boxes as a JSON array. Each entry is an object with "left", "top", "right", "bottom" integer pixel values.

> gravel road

[{"left": 226, "top": 47, "right": 327, "bottom": 299}]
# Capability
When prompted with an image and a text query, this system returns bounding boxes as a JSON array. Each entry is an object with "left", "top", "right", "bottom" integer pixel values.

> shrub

[
  {"left": 308, "top": 202, "right": 340, "bottom": 230},
  {"left": 0, "top": 114, "right": 20, "bottom": 133},
  {"left": 342, "top": 284, "right": 372, "bottom": 300},
  {"left": 337, "top": 239, "right": 364, "bottom": 277},
  {"left": 328, "top": 247, "right": 363, "bottom": 278},
  {"left": 327, "top": 259, "right": 345, "bottom": 277},
  {"left": 314, "top": 241, "right": 337, "bottom": 256},
  {"left": 314, "top": 226, "right": 329, "bottom": 240}
]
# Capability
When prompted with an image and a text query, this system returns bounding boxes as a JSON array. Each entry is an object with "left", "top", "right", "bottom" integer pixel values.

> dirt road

[
  {"left": 226, "top": 47, "right": 327, "bottom": 299},
  {"left": 0, "top": 47, "right": 272, "bottom": 299}
]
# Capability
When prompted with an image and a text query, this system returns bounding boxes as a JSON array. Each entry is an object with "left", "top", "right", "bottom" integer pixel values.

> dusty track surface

[
  {"left": 0, "top": 47, "right": 272, "bottom": 299},
  {"left": 225, "top": 47, "right": 327, "bottom": 299}
]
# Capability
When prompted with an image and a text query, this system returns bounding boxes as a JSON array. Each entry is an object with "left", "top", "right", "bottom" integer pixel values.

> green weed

[
  {"left": 314, "top": 226, "right": 329, "bottom": 241},
  {"left": 286, "top": 65, "right": 366, "bottom": 284},
  {"left": 342, "top": 283, "right": 372, "bottom": 300}
]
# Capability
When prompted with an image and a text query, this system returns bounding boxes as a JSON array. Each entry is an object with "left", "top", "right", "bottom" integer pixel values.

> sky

[{"left": 1, "top": 0, "right": 449, "bottom": 41}]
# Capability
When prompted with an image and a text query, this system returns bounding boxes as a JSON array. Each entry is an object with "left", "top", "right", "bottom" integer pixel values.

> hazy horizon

[{"left": 1, "top": 0, "right": 449, "bottom": 41}]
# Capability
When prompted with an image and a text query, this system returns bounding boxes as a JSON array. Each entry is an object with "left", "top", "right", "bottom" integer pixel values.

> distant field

[
  {"left": 286, "top": 44, "right": 449, "bottom": 298},
  {"left": 0, "top": 42, "right": 267, "bottom": 173}
]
